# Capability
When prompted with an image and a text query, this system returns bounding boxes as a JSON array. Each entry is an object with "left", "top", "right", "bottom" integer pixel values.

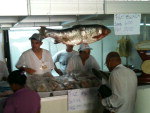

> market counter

[
  {"left": 134, "top": 85, "right": 150, "bottom": 113},
  {"left": 2, "top": 85, "right": 150, "bottom": 113},
  {"left": 40, "top": 85, "right": 150, "bottom": 113},
  {"left": 41, "top": 95, "right": 103, "bottom": 113}
]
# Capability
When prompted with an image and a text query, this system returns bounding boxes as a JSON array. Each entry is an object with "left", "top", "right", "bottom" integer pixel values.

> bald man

[{"left": 101, "top": 52, "right": 137, "bottom": 113}]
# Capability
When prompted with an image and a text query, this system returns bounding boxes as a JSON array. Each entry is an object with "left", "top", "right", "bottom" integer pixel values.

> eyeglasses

[{"left": 83, "top": 51, "right": 90, "bottom": 54}]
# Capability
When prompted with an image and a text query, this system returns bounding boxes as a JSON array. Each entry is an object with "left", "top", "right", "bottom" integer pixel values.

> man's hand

[
  {"left": 56, "top": 69, "right": 63, "bottom": 76},
  {"left": 24, "top": 68, "right": 36, "bottom": 74}
]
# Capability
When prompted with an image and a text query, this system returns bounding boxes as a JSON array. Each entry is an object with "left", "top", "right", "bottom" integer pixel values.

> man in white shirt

[
  {"left": 53, "top": 45, "right": 78, "bottom": 75},
  {"left": 101, "top": 52, "right": 137, "bottom": 113},
  {"left": 16, "top": 33, "right": 54, "bottom": 76},
  {"left": 16, "top": 33, "right": 54, "bottom": 91},
  {"left": 66, "top": 44, "right": 100, "bottom": 76},
  {"left": 0, "top": 60, "right": 9, "bottom": 81}
]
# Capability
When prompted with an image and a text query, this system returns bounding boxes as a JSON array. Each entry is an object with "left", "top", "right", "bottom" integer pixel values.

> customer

[
  {"left": 53, "top": 45, "right": 78, "bottom": 75},
  {"left": 16, "top": 33, "right": 54, "bottom": 75},
  {"left": 101, "top": 52, "right": 137, "bottom": 113},
  {"left": 0, "top": 60, "right": 9, "bottom": 81},
  {"left": 3, "top": 70, "right": 41, "bottom": 113},
  {"left": 66, "top": 44, "right": 100, "bottom": 76}
]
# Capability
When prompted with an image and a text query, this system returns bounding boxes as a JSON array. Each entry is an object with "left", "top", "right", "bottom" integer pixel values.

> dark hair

[
  {"left": 106, "top": 52, "right": 121, "bottom": 61},
  {"left": 7, "top": 70, "right": 27, "bottom": 86}
]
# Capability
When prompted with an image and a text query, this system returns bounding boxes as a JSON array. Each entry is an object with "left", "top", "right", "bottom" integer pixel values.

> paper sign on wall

[
  {"left": 114, "top": 14, "right": 141, "bottom": 35},
  {"left": 68, "top": 88, "right": 99, "bottom": 111}
]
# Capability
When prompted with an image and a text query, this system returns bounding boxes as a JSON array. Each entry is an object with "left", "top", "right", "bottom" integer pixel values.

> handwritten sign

[
  {"left": 68, "top": 87, "right": 99, "bottom": 111},
  {"left": 114, "top": 14, "right": 141, "bottom": 35}
]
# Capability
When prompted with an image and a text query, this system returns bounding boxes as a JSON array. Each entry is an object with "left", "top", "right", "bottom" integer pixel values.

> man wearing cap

[
  {"left": 16, "top": 33, "right": 54, "bottom": 91},
  {"left": 66, "top": 44, "right": 100, "bottom": 76},
  {"left": 53, "top": 45, "right": 78, "bottom": 76},
  {"left": 16, "top": 33, "right": 54, "bottom": 75}
]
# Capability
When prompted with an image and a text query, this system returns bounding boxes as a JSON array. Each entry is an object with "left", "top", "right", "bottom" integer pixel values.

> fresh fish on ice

[{"left": 39, "top": 24, "right": 111, "bottom": 45}]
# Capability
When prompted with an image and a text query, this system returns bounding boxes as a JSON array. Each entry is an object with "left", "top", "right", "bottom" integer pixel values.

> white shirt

[
  {"left": 16, "top": 49, "right": 54, "bottom": 75},
  {"left": 53, "top": 50, "right": 78, "bottom": 74},
  {"left": 0, "top": 61, "right": 9, "bottom": 81},
  {"left": 66, "top": 55, "right": 100, "bottom": 75},
  {"left": 102, "top": 64, "right": 137, "bottom": 113}
]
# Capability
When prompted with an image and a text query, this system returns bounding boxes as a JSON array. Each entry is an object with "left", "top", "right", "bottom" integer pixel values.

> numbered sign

[
  {"left": 114, "top": 14, "right": 141, "bottom": 35},
  {"left": 68, "top": 88, "right": 99, "bottom": 111}
]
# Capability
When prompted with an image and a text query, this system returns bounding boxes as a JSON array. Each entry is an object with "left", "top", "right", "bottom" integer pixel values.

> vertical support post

[
  {"left": 143, "top": 15, "right": 147, "bottom": 41},
  {"left": 3, "top": 30, "right": 12, "bottom": 72}
]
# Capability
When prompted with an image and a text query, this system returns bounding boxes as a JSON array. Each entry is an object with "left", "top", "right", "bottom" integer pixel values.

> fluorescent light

[
  {"left": 10, "top": 26, "right": 63, "bottom": 30},
  {"left": 145, "top": 24, "right": 150, "bottom": 26},
  {"left": 140, "top": 23, "right": 150, "bottom": 26},
  {"left": 10, "top": 27, "right": 40, "bottom": 30},
  {"left": 46, "top": 26, "right": 63, "bottom": 29}
]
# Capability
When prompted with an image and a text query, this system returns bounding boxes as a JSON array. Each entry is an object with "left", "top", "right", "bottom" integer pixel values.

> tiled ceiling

[{"left": 0, "top": 0, "right": 150, "bottom": 29}]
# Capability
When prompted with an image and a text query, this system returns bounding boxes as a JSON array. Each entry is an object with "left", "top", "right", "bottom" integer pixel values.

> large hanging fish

[{"left": 39, "top": 24, "right": 111, "bottom": 45}]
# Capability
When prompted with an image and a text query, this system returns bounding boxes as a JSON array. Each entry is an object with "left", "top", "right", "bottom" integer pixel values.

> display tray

[
  {"left": 52, "top": 90, "right": 68, "bottom": 96},
  {"left": 38, "top": 90, "right": 68, "bottom": 98}
]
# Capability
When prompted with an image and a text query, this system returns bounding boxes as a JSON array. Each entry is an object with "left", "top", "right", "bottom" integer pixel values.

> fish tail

[{"left": 39, "top": 26, "right": 47, "bottom": 38}]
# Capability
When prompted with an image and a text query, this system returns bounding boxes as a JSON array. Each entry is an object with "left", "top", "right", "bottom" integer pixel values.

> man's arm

[
  {"left": 17, "top": 66, "right": 36, "bottom": 75},
  {"left": 54, "top": 64, "right": 63, "bottom": 76},
  {"left": 101, "top": 72, "right": 124, "bottom": 112}
]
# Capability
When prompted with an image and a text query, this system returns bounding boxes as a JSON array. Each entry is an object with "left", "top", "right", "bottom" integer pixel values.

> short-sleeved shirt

[
  {"left": 3, "top": 88, "right": 41, "bottom": 113},
  {"left": 53, "top": 50, "right": 78, "bottom": 74},
  {"left": 0, "top": 61, "right": 9, "bottom": 81},
  {"left": 66, "top": 55, "right": 100, "bottom": 75},
  {"left": 16, "top": 49, "right": 54, "bottom": 75}
]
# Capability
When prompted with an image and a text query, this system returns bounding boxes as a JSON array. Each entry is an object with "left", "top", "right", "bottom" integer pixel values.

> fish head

[{"left": 93, "top": 25, "right": 111, "bottom": 40}]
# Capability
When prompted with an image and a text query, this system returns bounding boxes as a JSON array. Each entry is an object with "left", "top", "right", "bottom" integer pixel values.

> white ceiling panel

[
  {"left": 30, "top": 4, "right": 51, "bottom": 15},
  {"left": 0, "top": 0, "right": 149, "bottom": 29},
  {"left": 51, "top": 3, "right": 78, "bottom": 15},
  {"left": 79, "top": 3, "right": 103, "bottom": 14},
  {"left": 0, "top": 0, "right": 27, "bottom": 16},
  {"left": 105, "top": 1, "right": 150, "bottom": 14}
]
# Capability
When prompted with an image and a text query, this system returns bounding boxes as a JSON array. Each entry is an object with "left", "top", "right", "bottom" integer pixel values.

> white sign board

[
  {"left": 68, "top": 88, "right": 99, "bottom": 111},
  {"left": 114, "top": 14, "right": 141, "bottom": 35}
]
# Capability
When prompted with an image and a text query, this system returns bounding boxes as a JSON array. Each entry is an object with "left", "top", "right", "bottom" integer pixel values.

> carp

[{"left": 39, "top": 24, "right": 111, "bottom": 45}]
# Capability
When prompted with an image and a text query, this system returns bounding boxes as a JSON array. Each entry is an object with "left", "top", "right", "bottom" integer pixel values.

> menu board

[
  {"left": 114, "top": 14, "right": 141, "bottom": 35},
  {"left": 68, "top": 87, "right": 99, "bottom": 111}
]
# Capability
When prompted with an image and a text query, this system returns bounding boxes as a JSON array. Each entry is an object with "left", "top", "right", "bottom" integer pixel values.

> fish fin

[{"left": 39, "top": 26, "right": 47, "bottom": 37}]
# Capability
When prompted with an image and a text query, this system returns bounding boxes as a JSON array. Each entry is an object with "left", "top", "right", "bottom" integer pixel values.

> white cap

[
  {"left": 78, "top": 44, "right": 92, "bottom": 51},
  {"left": 29, "top": 33, "right": 42, "bottom": 42}
]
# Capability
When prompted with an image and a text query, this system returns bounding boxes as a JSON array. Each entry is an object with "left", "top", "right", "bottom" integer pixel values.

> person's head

[
  {"left": 7, "top": 70, "right": 27, "bottom": 92},
  {"left": 78, "top": 44, "right": 92, "bottom": 60},
  {"left": 105, "top": 52, "right": 121, "bottom": 71},
  {"left": 29, "top": 33, "right": 43, "bottom": 50},
  {"left": 66, "top": 45, "right": 74, "bottom": 52}
]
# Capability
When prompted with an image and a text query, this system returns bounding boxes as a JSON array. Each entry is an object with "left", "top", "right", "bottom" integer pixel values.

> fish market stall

[
  {"left": 32, "top": 70, "right": 103, "bottom": 113},
  {"left": 38, "top": 85, "right": 150, "bottom": 113},
  {"left": 26, "top": 72, "right": 101, "bottom": 92},
  {"left": 2, "top": 76, "right": 150, "bottom": 113},
  {"left": 0, "top": 72, "right": 103, "bottom": 113},
  {"left": 39, "top": 87, "right": 103, "bottom": 113}
]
